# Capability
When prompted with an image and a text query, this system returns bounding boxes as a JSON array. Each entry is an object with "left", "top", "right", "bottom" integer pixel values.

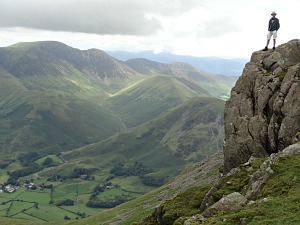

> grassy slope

[
  {"left": 0, "top": 62, "right": 215, "bottom": 157},
  {"left": 0, "top": 72, "right": 225, "bottom": 224},
  {"left": 136, "top": 151, "right": 300, "bottom": 225},
  {"left": 108, "top": 74, "right": 207, "bottom": 127},
  {"left": 0, "top": 41, "right": 231, "bottom": 158},
  {"left": 63, "top": 97, "right": 225, "bottom": 177},
  {"left": 0, "top": 68, "right": 125, "bottom": 156},
  {"left": 203, "top": 153, "right": 300, "bottom": 225}
]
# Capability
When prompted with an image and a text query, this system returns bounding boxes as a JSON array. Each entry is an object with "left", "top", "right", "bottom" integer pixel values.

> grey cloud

[
  {"left": 196, "top": 16, "right": 240, "bottom": 38},
  {"left": 0, "top": 0, "right": 159, "bottom": 35},
  {"left": 0, "top": 0, "right": 204, "bottom": 35}
]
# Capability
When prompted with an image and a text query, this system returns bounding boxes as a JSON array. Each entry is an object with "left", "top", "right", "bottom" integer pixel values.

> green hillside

[
  {"left": 109, "top": 75, "right": 210, "bottom": 127},
  {"left": 0, "top": 68, "right": 124, "bottom": 156},
  {"left": 0, "top": 97, "right": 225, "bottom": 223},
  {"left": 0, "top": 41, "right": 227, "bottom": 156},
  {"left": 136, "top": 145, "right": 300, "bottom": 225},
  {"left": 64, "top": 96, "right": 224, "bottom": 174},
  {"left": 0, "top": 41, "right": 233, "bottom": 224},
  {"left": 124, "top": 58, "right": 237, "bottom": 99}
]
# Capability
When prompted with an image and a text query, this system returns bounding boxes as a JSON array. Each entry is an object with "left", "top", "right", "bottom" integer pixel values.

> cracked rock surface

[{"left": 223, "top": 39, "right": 300, "bottom": 172}]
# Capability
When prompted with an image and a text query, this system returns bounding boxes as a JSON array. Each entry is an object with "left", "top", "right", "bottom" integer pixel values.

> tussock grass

[{"left": 202, "top": 154, "right": 300, "bottom": 224}]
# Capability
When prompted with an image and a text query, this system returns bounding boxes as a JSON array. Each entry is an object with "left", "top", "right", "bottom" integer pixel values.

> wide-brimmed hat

[{"left": 271, "top": 11, "right": 277, "bottom": 15}]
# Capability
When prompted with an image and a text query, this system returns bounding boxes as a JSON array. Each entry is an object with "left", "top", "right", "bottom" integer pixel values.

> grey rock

[
  {"left": 223, "top": 40, "right": 300, "bottom": 172},
  {"left": 245, "top": 143, "right": 300, "bottom": 199},
  {"left": 202, "top": 192, "right": 247, "bottom": 218}
]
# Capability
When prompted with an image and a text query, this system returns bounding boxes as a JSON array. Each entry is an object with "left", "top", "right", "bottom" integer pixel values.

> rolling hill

[
  {"left": 0, "top": 41, "right": 232, "bottom": 223},
  {"left": 63, "top": 96, "right": 225, "bottom": 175},
  {"left": 108, "top": 75, "right": 210, "bottom": 127},
  {"left": 0, "top": 41, "right": 233, "bottom": 156}
]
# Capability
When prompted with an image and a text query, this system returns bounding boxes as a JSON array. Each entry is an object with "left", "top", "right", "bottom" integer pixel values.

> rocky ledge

[
  {"left": 223, "top": 39, "right": 300, "bottom": 172},
  {"left": 185, "top": 143, "right": 300, "bottom": 224}
]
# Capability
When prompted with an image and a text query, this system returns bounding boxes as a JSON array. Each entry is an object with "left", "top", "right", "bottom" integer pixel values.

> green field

[
  {"left": 0, "top": 183, "right": 92, "bottom": 222},
  {"left": 0, "top": 175, "right": 147, "bottom": 222},
  {"left": 96, "top": 187, "right": 140, "bottom": 201},
  {"left": 17, "top": 190, "right": 51, "bottom": 204},
  {"left": 52, "top": 180, "right": 98, "bottom": 203},
  {"left": 25, "top": 204, "right": 78, "bottom": 222},
  {"left": 7, "top": 201, "right": 35, "bottom": 217}
]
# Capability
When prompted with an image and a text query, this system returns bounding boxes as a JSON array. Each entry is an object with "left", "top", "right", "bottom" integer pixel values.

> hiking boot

[
  {"left": 273, "top": 47, "right": 275, "bottom": 50},
  {"left": 262, "top": 47, "right": 268, "bottom": 51}
]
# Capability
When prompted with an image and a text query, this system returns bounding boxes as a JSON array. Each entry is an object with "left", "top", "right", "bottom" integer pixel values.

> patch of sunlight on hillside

[
  {"left": 64, "top": 77, "right": 93, "bottom": 90},
  {"left": 108, "top": 76, "right": 150, "bottom": 97}
]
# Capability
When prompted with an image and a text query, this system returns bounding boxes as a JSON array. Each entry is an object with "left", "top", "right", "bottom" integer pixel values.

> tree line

[{"left": 110, "top": 162, "right": 166, "bottom": 187}]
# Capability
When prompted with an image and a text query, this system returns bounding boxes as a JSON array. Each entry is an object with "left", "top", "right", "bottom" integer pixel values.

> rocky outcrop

[
  {"left": 184, "top": 143, "right": 300, "bottom": 224},
  {"left": 245, "top": 143, "right": 300, "bottom": 199},
  {"left": 223, "top": 39, "right": 300, "bottom": 172},
  {"left": 202, "top": 192, "right": 247, "bottom": 217}
]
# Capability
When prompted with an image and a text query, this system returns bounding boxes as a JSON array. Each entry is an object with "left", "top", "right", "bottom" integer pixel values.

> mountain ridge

[
  {"left": 1, "top": 41, "right": 232, "bottom": 155},
  {"left": 0, "top": 41, "right": 237, "bottom": 98},
  {"left": 0, "top": 41, "right": 136, "bottom": 79},
  {"left": 0, "top": 40, "right": 235, "bottom": 223},
  {"left": 107, "top": 50, "right": 248, "bottom": 76}
]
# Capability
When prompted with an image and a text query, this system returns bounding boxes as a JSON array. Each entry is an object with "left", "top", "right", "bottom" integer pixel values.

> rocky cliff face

[{"left": 223, "top": 39, "right": 300, "bottom": 172}]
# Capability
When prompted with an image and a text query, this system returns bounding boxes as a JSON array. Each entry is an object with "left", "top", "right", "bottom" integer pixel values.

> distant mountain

[
  {"left": 107, "top": 50, "right": 248, "bottom": 76},
  {"left": 109, "top": 75, "right": 211, "bottom": 127},
  {"left": 0, "top": 41, "right": 136, "bottom": 79},
  {"left": 0, "top": 41, "right": 231, "bottom": 155},
  {"left": 125, "top": 58, "right": 237, "bottom": 98},
  {"left": 0, "top": 41, "right": 230, "bottom": 223}
]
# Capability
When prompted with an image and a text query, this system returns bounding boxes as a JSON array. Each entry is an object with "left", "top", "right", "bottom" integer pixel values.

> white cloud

[{"left": 0, "top": 0, "right": 299, "bottom": 58}]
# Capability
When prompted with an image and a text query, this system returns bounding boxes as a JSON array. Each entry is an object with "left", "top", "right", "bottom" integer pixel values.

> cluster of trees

[
  {"left": 70, "top": 168, "right": 91, "bottom": 179},
  {"left": 7, "top": 163, "right": 41, "bottom": 185},
  {"left": 140, "top": 175, "right": 166, "bottom": 187},
  {"left": 64, "top": 212, "right": 86, "bottom": 220},
  {"left": 88, "top": 183, "right": 108, "bottom": 200},
  {"left": 42, "top": 157, "right": 54, "bottom": 167},
  {"left": 86, "top": 198, "right": 126, "bottom": 208},
  {"left": 47, "top": 168, "right": 95, "bottom": 182},
  {"left": 91, "top": 184, "right": 105, "bottom": 196},
  {"left": 6, "top": 152, "right": 59, "bottom": 185},
  {"left": 40, "top": 184, "right": 53, "bottom": 189},
  {"left": 47, "top": 175, "right": 65, "bottom": 182},
  {"left": 76, "top": 212, "right": 86, "bottom": 218},
  {"left": 0, "top": 162, "right": 9, "bottom": 169},
  {"left": 57, "top": 199, "right": 75, "bottom": 206},
  {"left": 19, "top": 152, "right": 39, "bottom": 166},
  {"left": 110, "top": 162, "right": 152, "bottom": 177},
  {"left": 64, "top": 215, "right": 71, "bottom": 220},
  {"left": 110, "top": 162, "right": 166, "bottom": 187}
]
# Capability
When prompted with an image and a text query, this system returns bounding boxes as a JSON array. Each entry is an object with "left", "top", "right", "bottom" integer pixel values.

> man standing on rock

[{"left": 262, "top": 11, "right": 280, "bottom": 51}]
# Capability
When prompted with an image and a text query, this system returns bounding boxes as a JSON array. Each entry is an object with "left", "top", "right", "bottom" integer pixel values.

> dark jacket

[{"left": 268, "top": 17, "right": 280, "bottom": 31}]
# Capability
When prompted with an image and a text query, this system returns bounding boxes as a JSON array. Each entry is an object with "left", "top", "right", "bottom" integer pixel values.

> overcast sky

[{"left": 0, "top": 0, "right": 299, "bottom": 58}]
